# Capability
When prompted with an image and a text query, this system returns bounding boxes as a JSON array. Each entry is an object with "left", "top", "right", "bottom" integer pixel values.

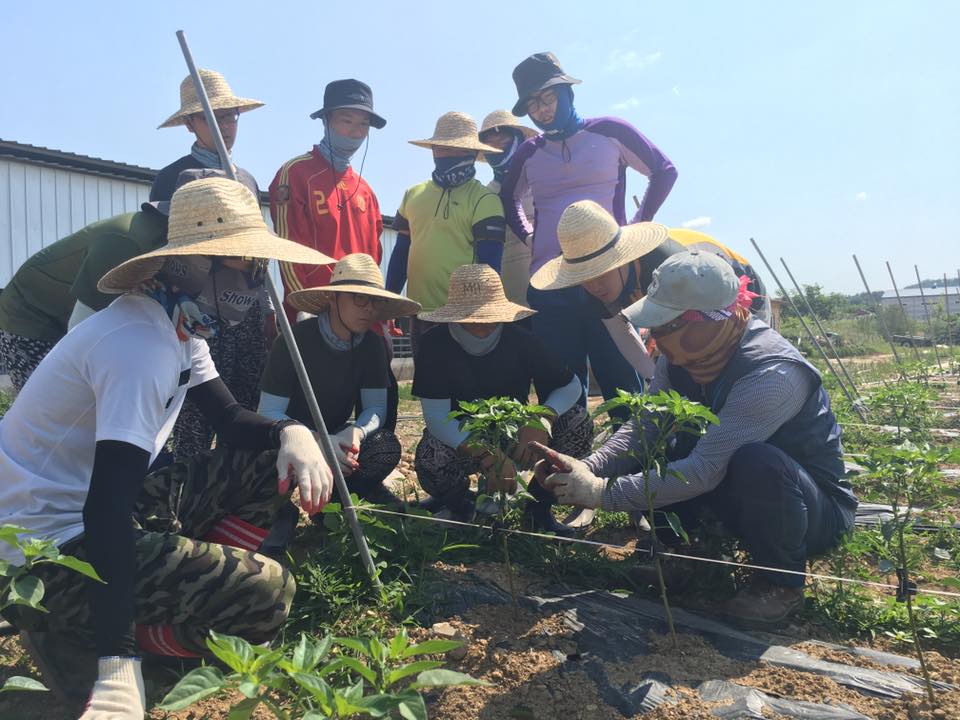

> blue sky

[{"left": 2, "top": 1, "right": 958, "bottom": 293}]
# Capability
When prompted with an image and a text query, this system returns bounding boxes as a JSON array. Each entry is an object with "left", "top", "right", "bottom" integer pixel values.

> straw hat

[
  {"left": 409, "top": 112, "right": 501, "bottom": 153},
  {"left": 530, "top": 201, "right": 669, "bottom": 291},
  {"left": 99, "top": 178, "right": 333, "bottom": 293},
  {"left": 419, "top": 264, "right": 536, "bottom": 324},
  {"left": 479, "top": 110, "right": 538, "bottom": 140},
  {"left": 159, "top": 69, "right": 264, "bottom": 129},
  {"left": 287, "top": 253, "right": 421, "bottom": 321}
]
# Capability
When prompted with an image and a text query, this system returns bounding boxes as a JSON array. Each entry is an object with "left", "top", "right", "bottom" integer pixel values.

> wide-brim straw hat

[
  {"left": 409, "top": 112, "right": 501, "bottom": 153},
  {"left": 99, "top": 178, "right": 333, "bottom": 293},
  {"left": 419, "top": 264, "right": 536, "bottom": 324},
  {"left": 479, "top": 110, "right": 539, "bottom": 140},
  {"left": 530, "top": 201, "right": 669, "bottom": 291},
  {"left": 287, "top": 253, "right": 421, "bottom": 321},
  {"left": 159, "top": 69, "right": 264, "bottom": 129}
]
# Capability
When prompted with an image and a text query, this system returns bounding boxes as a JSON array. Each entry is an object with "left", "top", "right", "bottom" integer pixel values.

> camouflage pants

[
  {"left": 414, "top": 404, "right": 595, "bottom": 503},
  {"left": 7, "top": 447, "right": 294, "bottom": 655}
]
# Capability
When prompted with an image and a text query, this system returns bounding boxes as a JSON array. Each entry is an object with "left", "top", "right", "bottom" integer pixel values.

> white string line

[{"left": 357, "top": 506, "right": 960, "bottom": 600}]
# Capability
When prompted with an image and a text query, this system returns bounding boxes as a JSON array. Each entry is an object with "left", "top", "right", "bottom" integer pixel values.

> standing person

[
  {"left": 412, "top": 265, "right": 593, "bottom": 532},
  {"left": 0, "top": 178, "right": 334, "bottom": 717},
  {"left": 501, "top": 52, "right": 678, "bottom": 410},
  {"left": 478, "top": 110, "right": 538, "bottom": 305},
  {"left": 153, "top": 68, "right": 276, "bottom": 460},
  {"left": 384, "top": 112, "right": 505, "bottom": 354},
  {"left": 534, "top": 251, "right": 856, "bottom": 628},
  {"left": 531, "top": 201, "right": 769, "bottom": 382},
  {"left": 259, "top": 254, "right": 420, "bottom": 506},
  {"left": 270, "top": 79, "right": 386, "bottom": 326}
]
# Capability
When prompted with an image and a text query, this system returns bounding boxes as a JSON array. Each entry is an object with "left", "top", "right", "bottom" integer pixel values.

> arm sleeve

[
  {"left": 354, "top": 337, "right": 389, "bottom": 435},
  {"left": 602, "top": 314, "right": 656, "bottom": 380},
  {"left": 600, "top": 363, "right": 815, "bottom": 512},
  {"left": 472, "top": 195, "right": 506, "bottom": 272},
  {"left": 499, "top": 143, "right": 535, "bottom": 239},
  {"left": 594, "top": 119, "right": 677, "bottom": 222},
  {"left": 258, "top": 391, "right": 293, "bottom": 421},
  {"left": 187, "top": 376, "right": 279, "bottom": 452},
  {"left": 422, "top": 398, "right": 469, "bottom": 448},
  {"left": 259, "top": 331, "right": 298, "bottom": 400},
  {"left": 68, "top": 300, "right": 97, "bottom": 331},
  {"left": 83, "top": 440, "right": 150, "bottom": 657},
  {"left": 542, "top": 375, "right": 582, "bottom": 417},
  {"left": 385, "top": 231, "right": 411, "bottom": 294},
  {"left": 356, "top": 388, "right": 387, "bottom": 437}
]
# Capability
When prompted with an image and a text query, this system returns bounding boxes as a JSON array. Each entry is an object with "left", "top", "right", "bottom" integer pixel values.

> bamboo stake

[
  {"left": 852, "top": 255, "right": 907, "bottom": 379},
  {"left": 943, "top": 274, "right": 955, "bottom": 368},
  {"left": 175, "top": 30, "right": 381, "bottom": 589},
  {"left": 913, "top": 266, "right": 944, "bottom": 374},
  {"left": 885, "top": 262, "right": 923, "bottom": 363}
]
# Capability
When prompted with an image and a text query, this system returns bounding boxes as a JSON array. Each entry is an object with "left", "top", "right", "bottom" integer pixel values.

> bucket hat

[
  {"left": 530, "top": 201, "right": 669, "bottom": 290},
  {"left": 287, "top": 253, "right": 420, "bottom": 321},
  {"left": 409, "top": 112, "right": 501, "bottom": 153},
  {"left": 511, "top": 52, "right": 581, "bottom": 117},
  {"left": 309, "top": 79, "right": 386, "bottom": 129},
  {"left": 625, "top": 250, "right": 740, "bottom": 329},
  {"left": 159, "top": 69, "right": 264, "bottom": 129},
  {"left": 99, "top": 178, "right": 333, "bottom": 293},
  {"left": 419, "top": 264, "right": 536, "bottom": 324}
]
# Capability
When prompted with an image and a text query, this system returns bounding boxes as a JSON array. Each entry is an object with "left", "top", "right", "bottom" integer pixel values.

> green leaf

[
  {"left": 157, "top": 666, "right": 226, "bottom": 710},
  {"left": 301, "top": 712, "right": 329, "bottom": 720},
  {"left": 319, "top": 656, "right": 377, "bottom": 686},
  {"left": 400, "top": 639, "right": 462, "bottom": 658},
  {"left": 0, "top": 560, "right": 16, "bottom": 578},
  {"left": 387, "top": 660, "right": 444, "bottom": 686},
  {"left": 0, "top": 676, "right": 48, "bottom": 693},
  {"left": 238, "top": 676, "right": 259, "bottom": 698},
  {"left": 369, "top": 635, "right": 386, "bottom": 664},
  {"left": 388, "top": 628, "right": 409, "bottom": 659},
  {"left": 206, "top": 631, "right": 255, "bottom": 673},
  {"left": 410, "top": 669, "right": 490, "bottom": 689},
  {"left": 292, "top": 633, "right": 332, "bottom": 673},
  {"left": 228, "top": 696, "right": 261, "bottom": 719},
  {"left": 353, "top": 692, "right": 401, "bottom": 716},
  {"left": 397, "top": 691, "right": 429, "bottom": 720},
  {"left": 0, "top": 525, "right": 30, "bottom": 548},
  {"left": 291, "top": 671, "right": 333, "bottom": 710},
  {"left": 43, "top": 554, "right": 103, "bottom": 582},
  {"left": 664, "top": 512, "right": 689, "bottom": 544},
  {"left": 334, "top": 635, "right": 370, "bottom": 657},
  {"left": 9, "top": 575, "right": 45, "bottom": 609}
]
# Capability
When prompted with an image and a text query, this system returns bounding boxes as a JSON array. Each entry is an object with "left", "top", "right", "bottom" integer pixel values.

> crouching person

[
  {"left": 0, "top": 178, "right": 335, "bottom": 718},
  {"left": 412, "top": 264, "right": 593, "bottom": 533},
  {"left": 534, "top": 251, "right": 857, "bottom": 627},
  {"left": 259, "top": 254, "right": 420, "bottom": 506}
]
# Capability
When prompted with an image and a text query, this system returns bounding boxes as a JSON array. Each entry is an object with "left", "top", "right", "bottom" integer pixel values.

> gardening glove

[
  {"left": 78, "top": 657, "right": 145, "bottom": 719},
  {"left": 480, "top": 451, "right": 519, "bottom": 494},
  {"left": 277, "top": 424, "right": 333, "bottom": 514},
  {"left": 331, "top": 425, "right": 363, "bottom": 476},
  {"left": 529, "top": 442, "right": 605, "bottom": 509},
  {"left": 511, "top": 423, "right": 552, "bottom": 470}
]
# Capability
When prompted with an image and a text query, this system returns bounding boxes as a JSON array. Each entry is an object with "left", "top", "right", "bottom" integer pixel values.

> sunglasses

[
  {"left": 349, "top": 293, "right": 389, "bottom": 310},
  {"left": 526, "top": 88, "right": 558, "bottom": 114}
]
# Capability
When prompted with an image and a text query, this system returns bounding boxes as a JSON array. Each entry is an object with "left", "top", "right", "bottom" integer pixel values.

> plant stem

[
  {"left": 896, "top": 523, "right": 936, "bottom": 705},
  {"left": 645, "top": 481, "right": 678, "bottom": 650}
]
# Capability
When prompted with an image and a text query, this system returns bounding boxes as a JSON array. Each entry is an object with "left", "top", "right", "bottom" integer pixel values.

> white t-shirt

[{"left": 0, "top": 293, "right": 218, "bottom": 563}]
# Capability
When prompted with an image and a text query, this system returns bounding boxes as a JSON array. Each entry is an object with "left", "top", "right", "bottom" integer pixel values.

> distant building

[{"left": 880, "top": 286, "right": 960, "bottom": 321}]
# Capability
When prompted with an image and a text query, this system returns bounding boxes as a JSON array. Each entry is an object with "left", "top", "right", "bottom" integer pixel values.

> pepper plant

[{"left": 593, "top": 389, "right": 719, "bottom": 649}]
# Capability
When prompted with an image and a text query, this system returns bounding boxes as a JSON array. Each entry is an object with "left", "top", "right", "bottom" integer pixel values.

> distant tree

[{"left": 777, "top": 283, "right": 848, "bottom": 320}]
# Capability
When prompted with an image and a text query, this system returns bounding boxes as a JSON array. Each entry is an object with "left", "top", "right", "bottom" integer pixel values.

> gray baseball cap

[
  {"left": 142, "top": 168, "right": 259, "bottom": 217},
  {"left": 623, "top": 250, "right": 740, "bottom": 329}
]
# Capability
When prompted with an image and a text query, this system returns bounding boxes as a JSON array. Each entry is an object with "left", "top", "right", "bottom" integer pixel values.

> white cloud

[
  {"left": 682, "top": 216, "right": 712, "bottom": 229},
  {"left": 671, "top": 85, "right": 681, "bottom": 96},
  {"left": 856, "top": 191, "right": 868, "bottom": 201},
  {"left": 612, "top": 97, "right": 641, "bottom": 111},
  {"left": 605, "top": 49, "right": 662, "bottom": 73}
]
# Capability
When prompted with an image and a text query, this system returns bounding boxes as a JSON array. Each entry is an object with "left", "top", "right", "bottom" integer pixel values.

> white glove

[
  {"left": 331, "top": 425, "right": 363, "bottom": 476},
  {"left": 277, "top": 424, "right": 333, "bottom": 514},
  {"left": 78, "top": 657, "right": 145, "bottom": 719},
  {"left": 529, "top": 441, "right": 606, "bottom": 509}
]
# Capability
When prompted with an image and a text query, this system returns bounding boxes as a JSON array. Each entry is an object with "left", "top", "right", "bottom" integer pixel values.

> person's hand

[
  {"left": 78, "top": 657, "right": 145, "bottom": 719},
  {"left": 277, "top": 424, "right": 333, "bottom": 514},
  {"left": 511, "top": 422, "right": 551, "bottom": 470},
  {"left": 331, "top": 425, "right": 363, "bottom": 477},
  {"left": 528, "top": 442, "right": 605, "bottom": 509},
  {"left": 480, "top": 451, "right": 518, "bottom": 494},
  {"left": 263, "top": 312, "right": 279, "bottom": 346}
]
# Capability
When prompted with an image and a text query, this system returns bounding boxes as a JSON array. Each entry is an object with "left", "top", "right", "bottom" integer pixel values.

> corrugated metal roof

[
  {"left": 0, "top": 139, "right": 158, "bottom": 183},
  {"left": 881, "top": 287, "right": 959, "bottom": 299}
]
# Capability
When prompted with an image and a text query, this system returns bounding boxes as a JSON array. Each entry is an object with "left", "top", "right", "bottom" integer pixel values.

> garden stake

[
  {"left": 943, "top": 274, "right": 955, "bottom": 367},
  {"left": 852, "top": 254, "right": 907, "bottom": 379},
  {"left": 750, "top": 240, "right": 866, "bottom": 419},
  {"left": 781, "top": 256, "right": 863, "bottom": 399},
  {"left": 175, "top": 30, "right": 381, "bottom": 589},
  {"left": 885, "top": 262, "right": 923, "bottom": 363},
  {"left": 913, "top": 266, "right": 944, "bottom": 374}
]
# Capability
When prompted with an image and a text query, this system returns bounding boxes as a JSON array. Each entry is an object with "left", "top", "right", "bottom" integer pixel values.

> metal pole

[
  {"left": 885, "top": 262, "right": 923, "bottom": 363},
  {"left": 944, "top": 274, "right": 955, "bottom": 370},
  {"left": 749, "top": 239, "right": 866, "bottom": 419},
  {"left": 780, "top": 257, "right": 862, "bottom": 397},
  {"left": 175, "top": 30, "right": 381, "bottom": 588},
  {"left": 913, "top": 266, "right": 944, "bottom": 374},
  {"left": 852, "top": 254, "right": 907, "bottom": 378}
]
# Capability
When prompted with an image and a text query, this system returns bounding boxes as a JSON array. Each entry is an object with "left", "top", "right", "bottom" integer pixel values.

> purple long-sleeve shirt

[{"left": 499, "top": 117, "right": 677, "bottom": 273}]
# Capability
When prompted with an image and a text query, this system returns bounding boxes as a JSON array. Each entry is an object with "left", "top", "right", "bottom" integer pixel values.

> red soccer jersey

[{"left": 270, "top": 149, "right": 384, "bottom": 324}]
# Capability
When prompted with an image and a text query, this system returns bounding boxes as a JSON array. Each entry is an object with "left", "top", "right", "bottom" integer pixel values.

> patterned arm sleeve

[{"left": 499, "top": 142, "right": 535, "bottom": 240}]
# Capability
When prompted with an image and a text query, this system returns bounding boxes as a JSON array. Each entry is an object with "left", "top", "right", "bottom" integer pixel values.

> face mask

[
  {"left": 484, "top": 132, "right": 521, "bottom": 182},
  {"left": 318, "top": 123, "right": 365, "bottom": 172},
  {"left": 146, "top": 256, "right": 220, "bottom": 340},
  {"left": 532, "top": 85, "right": 583, "bottom": 141},
  {"left": 194, "top": 259, "right": 266, "bottom": 328},
  {"left": 432, "top": 154, "right": 477, "bottom": 189}
]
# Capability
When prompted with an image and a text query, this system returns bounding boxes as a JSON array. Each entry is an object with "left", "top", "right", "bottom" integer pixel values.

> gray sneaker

[{"left": 721, "top": 581, "right": 805, "bottom": 629}]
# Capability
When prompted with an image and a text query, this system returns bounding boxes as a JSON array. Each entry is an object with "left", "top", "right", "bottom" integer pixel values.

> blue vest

[{"left": 667, "top": 318, "right": 856, "bottom": 508}]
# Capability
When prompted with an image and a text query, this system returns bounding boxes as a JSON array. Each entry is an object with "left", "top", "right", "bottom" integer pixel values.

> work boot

[
  {"left": 20, "top": 630, "right": 97, "bottom": 709},
  {"left": 721, "top": 580, "right": 805, "bottom": 629}
]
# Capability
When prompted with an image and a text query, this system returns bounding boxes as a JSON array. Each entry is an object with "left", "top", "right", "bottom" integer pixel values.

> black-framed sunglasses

[
  {"left": 526, "top": 87, "right": 558, "bottom": 114},
  {"left": 349, "top": 293, "right": 388, "bottom": 310}
]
